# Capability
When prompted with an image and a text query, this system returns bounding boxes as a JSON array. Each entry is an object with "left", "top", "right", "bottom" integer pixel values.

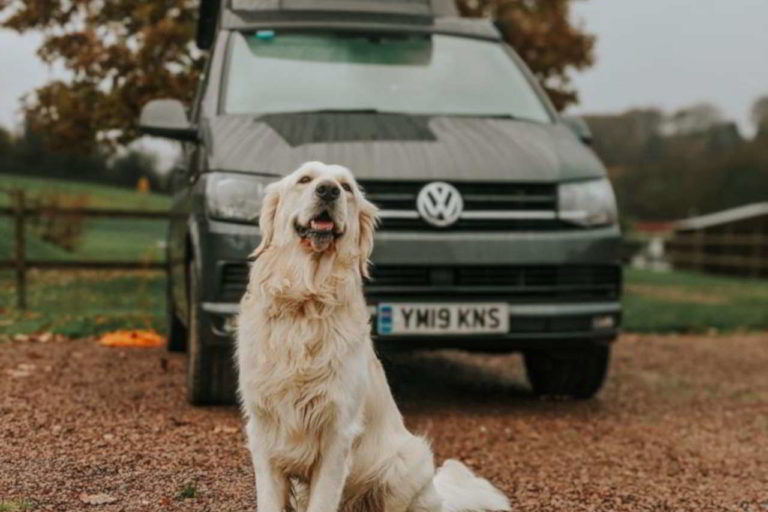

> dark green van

[{"left": 140, "top": 0, "right": 622, "bottom": 404}]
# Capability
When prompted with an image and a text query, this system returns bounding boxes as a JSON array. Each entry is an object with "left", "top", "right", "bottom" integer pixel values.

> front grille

[
  {"left": 367, "top": 265, "right": 621, "bottom": 301},
  {"left": 375, "top": 218, "right": 567, "bottom": 231},
  {"left": 506, "top": 315, "right": 597, "bottom": 333},
  {"left": 219, "top": 263, "right": 621, "bottom": 303},
  {"left": 454, "top": 266, "right": 619, "bottom": 288},
  {"left": 219, "top": 263, "right": 249, "bottom": 302},
  {"left": 369, "top": 266, "right": 431, "bottom": 287},
  {"left": 360, "top": 180, "right": 568, "bottom": 231}
]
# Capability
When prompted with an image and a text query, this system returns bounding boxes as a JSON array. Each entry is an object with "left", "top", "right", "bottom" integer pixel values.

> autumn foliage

[
  {"left": 1, "top": 0, "right": 204, "bottom": 151},
  {"left": 1, "top": 0, "right": 594, "bottom": 152}
]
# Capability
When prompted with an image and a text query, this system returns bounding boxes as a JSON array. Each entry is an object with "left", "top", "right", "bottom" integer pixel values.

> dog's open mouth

[
  {"left": 309, "top": 210, "right": 336, "bottom": 234},
  {"left": 295, "top": 211, "right": 343, "bottom": 251}
]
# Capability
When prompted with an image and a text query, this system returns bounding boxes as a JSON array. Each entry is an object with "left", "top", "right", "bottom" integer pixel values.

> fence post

[
  {"left": 13, "top": 190, "right": 27, "bottom": 310},
  {"left": 752, "top": 230, "right": 762, "bottom": 278},
  {"left": 693, "top": 229, "right": 704, "bottom": 272}
]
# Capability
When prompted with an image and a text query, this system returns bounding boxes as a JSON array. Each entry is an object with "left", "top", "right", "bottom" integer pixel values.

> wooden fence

[
  {"left": 0, "top": 190, "right": 168, "bottom": 309},
  {"left": 667, "top": 231, "right": 768, "bottom": 278}
]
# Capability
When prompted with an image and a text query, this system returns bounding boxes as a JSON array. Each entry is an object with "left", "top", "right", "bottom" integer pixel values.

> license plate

[{"left": 376, "top": 303, "right": 508, "bottom": 336}]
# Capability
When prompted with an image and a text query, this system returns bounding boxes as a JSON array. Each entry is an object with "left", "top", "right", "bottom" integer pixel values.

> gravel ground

[{"left": 1, "top": 334, "right": 767, "bottom": 511}]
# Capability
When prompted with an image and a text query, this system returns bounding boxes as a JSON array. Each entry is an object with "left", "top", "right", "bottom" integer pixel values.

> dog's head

[{"left": 251, "top": 162, "right": 379, "bottom": 278}]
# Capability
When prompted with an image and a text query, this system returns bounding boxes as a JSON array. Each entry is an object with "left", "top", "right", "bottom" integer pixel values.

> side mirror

[
  {"left": 139, "top": 99, "right": 198, "bottom": 142},
  {"left": 562, "top": 116, "right": 593, "bottom": 146},
  {"left": 197, "top": 0, "right": 220, "bottom": 50}
]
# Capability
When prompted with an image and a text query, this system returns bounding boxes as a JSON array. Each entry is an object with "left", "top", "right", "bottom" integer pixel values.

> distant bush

[
  {"left": 0, "top": 126, "right": 168, "bottom": 193},
  {"left": 30, "top": 193, "right": 89, "bottom": 252},
  {"left": 586, "top": 99, "right": 768, "bottom": 221}
]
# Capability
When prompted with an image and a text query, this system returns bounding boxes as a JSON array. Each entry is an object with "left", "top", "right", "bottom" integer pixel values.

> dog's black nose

[{"left": 315, "top": 181, "right": 340, "bottom": 202}]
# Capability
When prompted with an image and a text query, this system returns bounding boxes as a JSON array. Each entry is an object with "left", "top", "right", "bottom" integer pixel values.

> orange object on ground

[{"left": 99, "top": 330, "right": 166, "bottom": 348}]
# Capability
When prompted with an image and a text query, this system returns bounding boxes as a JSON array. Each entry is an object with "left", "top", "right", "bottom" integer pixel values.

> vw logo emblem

[{"left": 416, "top": 182, "right": 463, "bottom": 227}]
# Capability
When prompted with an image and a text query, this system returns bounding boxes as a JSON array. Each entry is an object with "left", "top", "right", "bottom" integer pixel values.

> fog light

[
  {"left": 592, "top": 315, "right": 615, "bottom": 330},
  {"left": 211, "top": 314, "right": 238, "bottom": 336},
  {"left": 223, "top": 316, "right": 238, "bottom": 334}
]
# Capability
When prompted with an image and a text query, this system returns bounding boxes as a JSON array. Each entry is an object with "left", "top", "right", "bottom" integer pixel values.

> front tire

[
  {"left": 186, "top": 263, "right": 237, "bottom": 405},
  {"left": 166, "top": 272, "right": 187, "bottom": 353},
  {"left": 524, "top": 346, "right": 611, "bottom": 400}
]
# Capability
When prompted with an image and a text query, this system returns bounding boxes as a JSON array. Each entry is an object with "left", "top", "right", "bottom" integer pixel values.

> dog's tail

[{"left": 432, "top": 459, "right": 511, "bottom": 512}]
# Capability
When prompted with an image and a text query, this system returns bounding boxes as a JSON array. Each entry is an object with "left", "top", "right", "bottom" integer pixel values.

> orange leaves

[{"left": 99, "top": 329, "right": 166, "bottom": 348}]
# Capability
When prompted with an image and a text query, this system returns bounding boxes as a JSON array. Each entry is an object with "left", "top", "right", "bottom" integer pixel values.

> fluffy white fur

[{"left": 237, "top": 162, "right": 510, "bottom": 512}]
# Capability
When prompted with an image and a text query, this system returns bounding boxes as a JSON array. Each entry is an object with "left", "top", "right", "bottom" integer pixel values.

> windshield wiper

[
  {"left": 256, "top": 110, "right": 532, "bottom": 121},
  {"left": 279, "top": 109, "right": 385, "bottom": 115},
  {"left": 433, "top": 113, "right": 522, "bottom": 120}
]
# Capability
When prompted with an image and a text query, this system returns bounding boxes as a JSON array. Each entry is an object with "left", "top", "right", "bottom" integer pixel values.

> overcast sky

[
  {"left": 568, "top": 0, "right": 768, "bottom": 133},
  {"left": 1, "top": 0, "right": 767, "bottom": 134}
]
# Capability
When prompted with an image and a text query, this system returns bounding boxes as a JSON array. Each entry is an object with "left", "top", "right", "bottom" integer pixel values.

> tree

[
  {"left": 584, "top": 102, "right": 767, "bottom": 222},
  {"left": 751, "top": 96, "right": 768, "bottom": 134},
  {"left": 1, "top": 0, "right": 203, "bottom": 152},
  {"left": 585, "top": 108, "right": 664, "bottom": 170},
  {"left": 668, "top": 103, "right": 724, "bottom": 135},
  {"left": 0, "top": 126, "right": 11, "bottom": 157},
  {"left": 2, "top": 0, "right": 595, "bottom": 152}
]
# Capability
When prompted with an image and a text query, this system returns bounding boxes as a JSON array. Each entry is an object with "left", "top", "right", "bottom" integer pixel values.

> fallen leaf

[
  {"left": 79, "top": 493, "right": 118, "bottom": 505},
  {"left": 213, "top": 425, "right": 239, "bottom": 434},
  {"left": 99, "top": 330, "right": 166, "bottom": 348},
  {"left": 6, "top": 369, "right": 32, "bottom": 378},
  {"left": 170, "top": 417, "right": 192, "bottom": 427},
  {"left": 5, "top": 363, "right": 36, "bottom": 378}
]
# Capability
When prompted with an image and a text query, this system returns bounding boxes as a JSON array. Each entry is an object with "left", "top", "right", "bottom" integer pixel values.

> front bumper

[
  {"left": 202, "top": 299, "right": 620, "bottom": 351},
  {"left": 369, "top": 301, "right": 620, "bottom": 352},
  {"left": 197, "top": 219, "right": 623, "bottom": 351}
]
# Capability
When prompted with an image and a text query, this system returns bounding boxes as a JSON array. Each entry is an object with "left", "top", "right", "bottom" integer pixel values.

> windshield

[{"left": 223, "top": 31, "right": 552, "bottom": 123}]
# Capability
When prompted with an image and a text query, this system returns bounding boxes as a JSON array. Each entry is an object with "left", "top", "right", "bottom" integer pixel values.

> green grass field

[
  {"left": 0, "top": 174, "right": 170, "bottom": 210},
  {"left": 0, "top": 175, "right": 168, "bottom": 338},
  {"left": 1, "top": 267, "right": 766, "bottom": 339},
  {"left": 623, "top": 268, "right": 768, "bottom": 333},
  {"left": 0, "top": 174, "right": 170, "bottom": 262},
  {"left": 0, "top": 270, "right": 166, "bottom": 338}
]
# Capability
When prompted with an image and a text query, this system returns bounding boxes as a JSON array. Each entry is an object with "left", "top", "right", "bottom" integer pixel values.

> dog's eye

[
  {"left": 298, "top": 176, "right": 312, "bottom": 184},
  {"left": 340, "top": 182, "right": 353, "bottom": 193}
]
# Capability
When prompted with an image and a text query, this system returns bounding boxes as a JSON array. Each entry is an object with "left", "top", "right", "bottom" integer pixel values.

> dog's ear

[
  {"left": 357, "top": 194, "right": 379, "bottom": 279},
  {"left": 249, "top": 182, "right": 280, "bottom": 260}
]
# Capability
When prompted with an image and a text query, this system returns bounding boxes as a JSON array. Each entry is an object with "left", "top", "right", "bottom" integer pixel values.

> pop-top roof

[
  {"left": 198, "top": 0, "right": 493, "bottom": 50},
  {"left": 229, "top": 0, "right": 456, "bottom": 17}
]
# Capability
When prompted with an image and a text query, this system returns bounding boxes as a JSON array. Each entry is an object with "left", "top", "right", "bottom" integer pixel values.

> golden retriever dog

[{"left": 237, "top": 162, "right": 510, "bottom": 512}]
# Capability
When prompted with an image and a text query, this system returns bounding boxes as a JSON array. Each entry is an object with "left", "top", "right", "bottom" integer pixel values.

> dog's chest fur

[{"left": 238, "top": 299, "right": 366, "bottom": 477}]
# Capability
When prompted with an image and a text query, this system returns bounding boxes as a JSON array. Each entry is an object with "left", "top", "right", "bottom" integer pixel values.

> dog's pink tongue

[{"left": 310, "top": 220, "right": 334, "bottom": 232}]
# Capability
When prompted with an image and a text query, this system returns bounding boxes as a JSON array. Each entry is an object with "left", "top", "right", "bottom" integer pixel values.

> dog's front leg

[
  {"left": 246, "top": 418, "right": 287, "bottom": 512},
  {"left": 306, "top": 433, "right": 352, "bottom": 512}
]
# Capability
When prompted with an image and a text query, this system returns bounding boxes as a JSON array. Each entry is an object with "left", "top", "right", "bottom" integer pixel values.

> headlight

[
  {"left": 558, "top": 178, "right": 618, "bottom": 227},
  {"left": 205, "top": 173, "right": 275, "bottom": 222}
]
